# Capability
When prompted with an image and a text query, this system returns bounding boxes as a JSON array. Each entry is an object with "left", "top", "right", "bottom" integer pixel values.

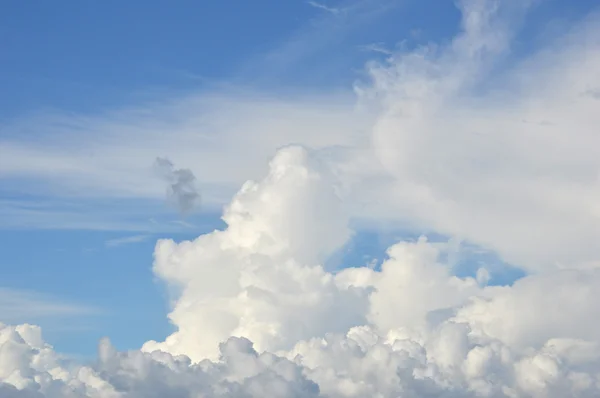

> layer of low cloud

[{"left": 1, "top": 0, "right": 600, "bottom": 396}]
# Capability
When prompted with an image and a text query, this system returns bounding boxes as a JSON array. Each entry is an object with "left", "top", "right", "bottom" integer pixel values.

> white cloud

[
  {"left": 0, "top": 323, "right": 322, "bottom": 398},
  {"left": 143, "top": 147, "right": 363, "bottom": 361},
  {"left": 2, "top": 1, "right": 600, "bottom": 397},
  {"left": 2, "top": 140, "right": 600, "bottom": 397},
  {"left": 453, "top": 268, "right": 600, "bottom": 350},
  {"left": 344, "top": 0, "right": 600, "bottom": 271}
]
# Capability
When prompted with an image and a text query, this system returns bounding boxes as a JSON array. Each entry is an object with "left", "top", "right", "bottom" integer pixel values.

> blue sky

[
  {"left": 1, "top": 0, "right": 598, "bottom": 358},
  {"left": 0, "top": 0, "right": 462, "bottom": 116}
]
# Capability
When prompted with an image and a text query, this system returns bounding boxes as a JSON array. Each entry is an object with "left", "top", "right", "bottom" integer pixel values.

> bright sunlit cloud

[{"left": 1, "top": 0, "right": 600, "bottom": 396}]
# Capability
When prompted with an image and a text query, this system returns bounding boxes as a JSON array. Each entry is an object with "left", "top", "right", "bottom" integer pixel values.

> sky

[{"left": 1, "top": 0, "right": 600, "bottom": 397}]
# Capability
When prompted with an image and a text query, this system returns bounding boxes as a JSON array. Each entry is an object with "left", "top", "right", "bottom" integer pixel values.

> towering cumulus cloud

[
  {"left": 143, "top": 147, "right": 361, "bottom": 361},
  {"left": 2, "top": 0, "right": 600, "bottom": 397}
]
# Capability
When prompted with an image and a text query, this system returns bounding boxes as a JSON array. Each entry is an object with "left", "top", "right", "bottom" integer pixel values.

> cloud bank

[
  {"left": 2, "top": 0, "right": 600, "bottom": 397},
  {"left": 2, "top": 145, "right": 600, "bottom": 397}
]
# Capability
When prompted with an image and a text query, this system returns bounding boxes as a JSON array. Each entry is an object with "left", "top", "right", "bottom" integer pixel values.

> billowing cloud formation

[
  {"left": 2, "top": 0, "right": 600, "bottom": 397},
  {"left": 153, "top": 157, "right": 200, "bottom": 214},
  {"left": 0, "top": 323, "right": 320, "bottom": 398},
  {"left": 4, "top": 145, "right": 599, "bottom": 397},
  {"left": 347, "top": 0, "right": 600, "bottom": 272},
  {"left": 143, "top": 147, "right": 361, "bottom": 360}
]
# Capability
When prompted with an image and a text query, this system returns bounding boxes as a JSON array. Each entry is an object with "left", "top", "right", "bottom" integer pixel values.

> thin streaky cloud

[
  {"left": 248, "top": 0, "right": 400, "bottom": 79},
  {"left": 359, "top": 42, "right": 393, "bottom": 55},
  {"left": 105, "top": 234, "right": 150, "bottom": 247},
  {"left": 0, "top": 287, "right": 100, "bottom": 322},
  {"left": 0, "top": 199, "right": 201, "bottom": 232},
  {"left": 307, "top": 1, "right": 341, "bottom": 14},
  {"left": 170, "top": 220, "right": 196, "bottom": 228}
]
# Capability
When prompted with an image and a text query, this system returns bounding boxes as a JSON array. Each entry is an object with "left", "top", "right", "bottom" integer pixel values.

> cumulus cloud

[
  {"left": 2, "top": 0, "right": 600, "bottom": 397},
  {"left": 0, "top": 323, "right": 320, "bottom": 398},
  {"left": 143, "top": 147, "right": 361, "bottom": 361},
  {"left": 2, "top": 234, "right": 600, "bottom": 397},
  {"left": 3, "top": 143, "right": 600, "bottom": 396}
]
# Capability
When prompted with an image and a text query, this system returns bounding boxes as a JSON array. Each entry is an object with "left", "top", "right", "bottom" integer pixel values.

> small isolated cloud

[
  {"left": 307, "top": 0, "right": 340, "bottom": 15},
  {"left": 105, "top": 234, "right": 149, "bottom": 248},
  {"left": 153, "top": 157, "right": 201, "bottom": 215}
]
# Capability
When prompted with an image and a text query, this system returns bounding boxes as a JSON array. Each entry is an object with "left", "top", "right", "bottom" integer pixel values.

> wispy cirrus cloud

[
  {"left": 0, "top": 197, "right": 213, "bottom": 232},
  {"left": 307, "top": 1, "right": 341, "bottom": 15},
  {"left": 105, "top": 234, "right": 150, "bottom": 248},
  {"left": 0, "top": 287, "right": 99, "bottom": 324},
  {"left": 358, "top": 42, "right": 393, "bottom": 55},
  {"left": 243, "top": 0, "right": 402, "bottom": 80}
]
